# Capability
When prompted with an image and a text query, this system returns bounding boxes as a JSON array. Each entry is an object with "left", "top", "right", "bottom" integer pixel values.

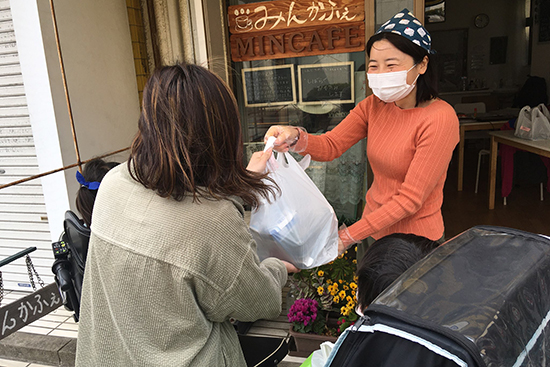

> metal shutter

[{"left": 0, "top": 0, "right": 54, "bottom": 292}]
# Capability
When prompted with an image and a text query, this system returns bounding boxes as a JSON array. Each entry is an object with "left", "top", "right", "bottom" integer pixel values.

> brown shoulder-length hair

[{"left": 128, "top": 63, "right": 277, "bottom": 207}]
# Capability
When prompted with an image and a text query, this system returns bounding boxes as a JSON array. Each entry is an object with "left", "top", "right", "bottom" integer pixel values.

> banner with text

[{"left": 228, "top": 0, "right": 365, "bottom": 61}]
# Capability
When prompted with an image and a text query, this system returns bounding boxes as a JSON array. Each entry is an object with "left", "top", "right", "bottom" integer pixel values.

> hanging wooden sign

[
  {"left": 0, "top": 282, "right": 62, "bottom": 340},
  {"left": 228, "top": 0, "right": 365, "bottom": 61},
  {"left": 228, "top": 0, "right": 364, "bottom": 34},
  {"left": 230, "top": 22, "right": 364, "bottom": 62}
]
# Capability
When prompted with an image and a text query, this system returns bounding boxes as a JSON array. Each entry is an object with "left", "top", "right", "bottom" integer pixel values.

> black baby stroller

[
  {"left": 51, "top": 210, "right": 90, "bottom": 322},
  {"left": 327, "top": 226, "right": 550, "bottom": 367}
]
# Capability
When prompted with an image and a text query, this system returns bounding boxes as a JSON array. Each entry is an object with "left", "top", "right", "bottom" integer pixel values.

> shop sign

[
  {"left": 228, "top": 0, "right": 365, "bottom": 61},
  {"left": 0, "top": 282, "right": 62, "bottom": 340}
]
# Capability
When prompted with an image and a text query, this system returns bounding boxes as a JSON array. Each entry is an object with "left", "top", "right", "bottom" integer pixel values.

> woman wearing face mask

[{"left": 264, "top": 9, "right": 459, "bottom": 261}]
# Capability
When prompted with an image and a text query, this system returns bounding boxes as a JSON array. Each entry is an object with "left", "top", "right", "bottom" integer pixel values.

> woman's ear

[{"left": 418, "top": 55, "right": 429, "bottom": 75}]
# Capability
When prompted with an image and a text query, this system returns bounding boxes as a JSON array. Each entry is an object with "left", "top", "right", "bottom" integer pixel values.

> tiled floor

[{"left": 0, "top": 289, "right": 78, "bottom": 367}]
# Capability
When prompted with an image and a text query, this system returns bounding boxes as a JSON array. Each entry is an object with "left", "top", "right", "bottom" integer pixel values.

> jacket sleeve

[
  {"left": 207, "top": 248, "right": 287, "bottom": 323},
  {"left": 192, "top": 201, "right": 288, "bottom": 323}
]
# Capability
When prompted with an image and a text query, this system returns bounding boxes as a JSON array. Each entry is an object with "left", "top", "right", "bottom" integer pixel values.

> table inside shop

[
  {"left": 488, "top": 130, "right": 550, "bottom": 209},
  {"left": 457, "top": 119, "right": 508, "bottom": 191}
]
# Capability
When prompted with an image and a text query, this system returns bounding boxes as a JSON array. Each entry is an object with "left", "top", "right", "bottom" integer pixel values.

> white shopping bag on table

[
  {"left": 250, "top": 139, "right": 338, "bottom": 269},
  {"left": 515, "top": 103, "right": 550, "bottom": 141}
]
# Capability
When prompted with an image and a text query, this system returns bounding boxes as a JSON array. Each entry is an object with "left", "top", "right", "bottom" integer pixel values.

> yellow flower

[
  {"left": 342, "top": 307, "right": 350, "bottom": 316},
  {"left": 346, "top": 296, "right": 353, "bottom": 303},
  {"left": 338, "top": 279, "right": 343, "bottom": 284},
  {"left": 350, "top": 282, "right": 357, "bottom": 290},
  {"left": 343, "top": 285, "right": 349, "bottom": 290},
  {"left": 317, "top": 286, "right": 324, "bottom": 295},
  {"left": 352, "top": 259, "right": 357, "bottom": 264},
  {"left": 353, "top": 275, "right": 358, "bottom": 282},
  {"left": 339, "top": 290, "right": 346, "bottom": 299},
  {"left": 340, "top": 306, "right": 347, "bottom": 314},
  {"left": 317, "top": 270, "right": 324, "bottom": 277},
  {"left": 326, "top": 279, "right": 332, "bottom": 285},
  {"left": 333, "top": 296, "right": 340, "bottom": 303},
  {"left": 352, "top": 290, "right": 356, "bottom": 296}
]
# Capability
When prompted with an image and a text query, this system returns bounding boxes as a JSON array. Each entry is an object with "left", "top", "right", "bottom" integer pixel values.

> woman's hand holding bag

[{"left": 249, "top": 138, "right": 339, "bottom": 269}]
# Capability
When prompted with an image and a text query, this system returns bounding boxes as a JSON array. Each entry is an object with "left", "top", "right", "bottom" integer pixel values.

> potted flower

[
  {"left": 287, "top": 239, "right": 359, "bottom": 356},
  {"left": 287, "top": 298, "right": 323, "bottom": 334},
  {"left": 287, "top": 298, "right": 337, "bottom": 356}
]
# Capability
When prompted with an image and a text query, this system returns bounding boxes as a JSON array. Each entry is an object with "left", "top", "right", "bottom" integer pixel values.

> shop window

[
  {"left": 233, "top": 54, "right": 367, "bottom": 142},
  {"left": 375, "top": 0, "right": 414, "bottom": 29},
  {"left": 228, "top": 0, "right": 370, "bottom": 220},
  {"left": 228, "top": 0, "right": 368, "bottom": 142}
]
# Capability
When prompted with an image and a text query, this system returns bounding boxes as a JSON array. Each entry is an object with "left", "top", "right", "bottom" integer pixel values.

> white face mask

[{"left": 367, "top": 64, "right": 419, "bottom": 103}]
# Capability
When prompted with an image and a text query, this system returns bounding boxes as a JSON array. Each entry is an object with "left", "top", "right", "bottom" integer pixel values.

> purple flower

[{"left": 287, "top": 298, "right": 319, "bottom": 326}]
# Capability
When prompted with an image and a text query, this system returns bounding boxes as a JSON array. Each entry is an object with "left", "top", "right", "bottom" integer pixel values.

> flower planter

[{"left": 288, "top": 325, "right": 338, "bottom": 358}]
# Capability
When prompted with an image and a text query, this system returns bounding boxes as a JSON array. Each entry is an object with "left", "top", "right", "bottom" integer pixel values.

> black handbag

[{"left": 236, "top": 321, "right": 290, "bottom": 367}]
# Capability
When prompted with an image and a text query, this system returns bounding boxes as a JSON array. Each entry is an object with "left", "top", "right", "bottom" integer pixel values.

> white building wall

[
  {"left": 0, "top": 0, "right": 57, "bottom": 291},
  {"left": 11, "top": 0, "right": 69, "bottom": 243},
  {"left": 34, "top": 0, "right": 140, "bottom": 210},
  {"left": 3, "top": 0, "right": 139, "bottom": 291}
]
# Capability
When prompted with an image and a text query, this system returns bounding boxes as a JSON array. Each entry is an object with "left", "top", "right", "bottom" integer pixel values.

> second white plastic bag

[
  {"left": 249, "top": 152, "right": 339, "bottom": 269},
  {"left": 515, "top": 103, "right": 550, "bottom": 141}
]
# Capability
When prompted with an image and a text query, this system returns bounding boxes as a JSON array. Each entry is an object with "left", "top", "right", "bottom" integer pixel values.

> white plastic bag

[
  {"left": 249, "top": 150, "right": 338, "bottom": 269},
  {"left": 515, "top": 104, "right": 550, "bottom": 141},
  {"left": 299, "top": 341, "right": 335, "bottom": 367}
]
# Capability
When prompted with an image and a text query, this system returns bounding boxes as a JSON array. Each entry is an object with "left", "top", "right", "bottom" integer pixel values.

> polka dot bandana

[{"left": 376, "top": 8, "right": 433, "bottom": 54}]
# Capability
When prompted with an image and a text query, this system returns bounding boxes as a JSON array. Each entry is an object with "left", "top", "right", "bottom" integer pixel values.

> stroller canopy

[{"left": 329, "top": 226, "right": 550, "bottom": 367}]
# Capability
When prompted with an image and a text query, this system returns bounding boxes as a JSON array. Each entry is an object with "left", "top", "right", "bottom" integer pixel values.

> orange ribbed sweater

[{"left": 301, "top": 96, "right": 459, "bottom": 241}]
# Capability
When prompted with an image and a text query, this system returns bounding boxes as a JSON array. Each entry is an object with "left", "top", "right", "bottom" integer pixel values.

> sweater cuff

[
  {"left": 261, "top": 257, "right": 288, "bottom": 286},
  {"left": 338, "top": 224, "right": 361, "bottom": 251},
  {"left": 290, "top": 127, "right": 308, "bottom": 153}
]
